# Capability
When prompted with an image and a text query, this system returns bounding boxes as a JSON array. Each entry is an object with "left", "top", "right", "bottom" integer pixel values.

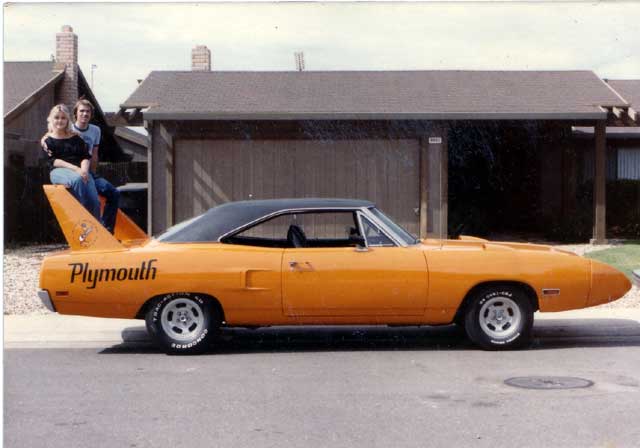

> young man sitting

[{"left": 42, "top": 99, "right": 120, "bottom": 233}]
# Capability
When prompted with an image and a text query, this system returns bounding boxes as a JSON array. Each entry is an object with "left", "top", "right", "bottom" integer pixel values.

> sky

[{"left": 3, "top": 1, "right": 640, "bottom": 112}]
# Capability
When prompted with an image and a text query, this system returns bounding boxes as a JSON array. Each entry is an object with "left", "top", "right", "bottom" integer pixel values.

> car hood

[{"left": 418, "top": 235, "right": 577, "bottom": 256}]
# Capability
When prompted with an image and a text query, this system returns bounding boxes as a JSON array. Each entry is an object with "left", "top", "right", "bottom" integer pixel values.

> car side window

[
  {"left": 360, "top": 215, "right": 395, "bottom": 247},
  {"left": 223, "top": 211, "right": 363, "bottom": 248}
]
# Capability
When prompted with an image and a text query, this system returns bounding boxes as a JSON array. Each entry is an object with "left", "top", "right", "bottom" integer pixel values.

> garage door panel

[{"left": 174, "top": 139, "right": 420, "bottom": 235}]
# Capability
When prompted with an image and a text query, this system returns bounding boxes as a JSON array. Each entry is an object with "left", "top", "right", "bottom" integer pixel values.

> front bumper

[
  {"left": 37, "top": 289, "right": 56, "bottom": 312},
  {"left": 633, "top": 270, "right": 640, "bottom": 288}
]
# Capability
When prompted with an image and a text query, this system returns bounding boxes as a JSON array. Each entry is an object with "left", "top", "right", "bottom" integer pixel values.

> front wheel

[
  {"left": 145, "top": 293, "right": 220, "bottom": 355},
  {"left": 464, "top": 286, "right": 533, "bottom": 350}
]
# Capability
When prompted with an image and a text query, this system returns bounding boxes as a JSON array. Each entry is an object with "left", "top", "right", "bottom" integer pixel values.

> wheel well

[
  {"left": 135, "top": 292, "right": 226, "bottom": 323},
  {"left": 454, "top": 281, "right": 539, "bottom": 323}
]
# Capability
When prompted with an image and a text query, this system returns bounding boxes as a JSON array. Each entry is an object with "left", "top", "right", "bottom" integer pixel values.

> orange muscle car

[{"left": 38, "top": 185, "right": 631, "bottom": 354}]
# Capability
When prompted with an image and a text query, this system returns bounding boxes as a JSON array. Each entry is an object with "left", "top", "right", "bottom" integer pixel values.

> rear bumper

[
  {"left": 37, "top": 289, "right": 56, "bottom": 312},
  {"left": 633, "top": 270, "right": 640, "bottom": 288}
]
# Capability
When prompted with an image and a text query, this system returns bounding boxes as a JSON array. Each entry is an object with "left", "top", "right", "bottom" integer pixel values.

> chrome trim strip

[
  {"left": 542, "top": 288, "right": 561, "bottom": 296},
  {"left": 218, "top": 206, "right": 369, "bottom": 242},
  {"left": 37, "top": 289, "right": 56, "bottom": 312},
  {"left": 360, "top": 208, "right": 408, "bottom": 247},
  {"left": 354, "top": 211, "right": 370, "bottom": 248},
  {"left": 356, "top": 210, "right": 402, "bottom": 247}
]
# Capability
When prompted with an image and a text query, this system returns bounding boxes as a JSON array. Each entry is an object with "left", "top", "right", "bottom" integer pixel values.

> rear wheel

[
  {"left": 145, "top": 293, "right": 220, "bottom": 355},
  {"left": 464, "top": 286, "right": 533, "bottom": 350}
]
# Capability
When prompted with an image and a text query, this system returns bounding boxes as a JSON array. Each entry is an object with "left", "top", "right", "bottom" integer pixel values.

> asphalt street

[{"left": 4, "top": 317, "right": 640, "bottom": 448}]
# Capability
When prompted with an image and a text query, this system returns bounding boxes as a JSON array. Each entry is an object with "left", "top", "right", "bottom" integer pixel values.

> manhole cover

[{"left": 504, "top": 376, "right": 593, "bottom": 390}]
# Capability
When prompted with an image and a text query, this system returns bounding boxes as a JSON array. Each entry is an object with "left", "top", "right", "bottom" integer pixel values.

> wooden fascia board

[
  {"left": 140, "top": 111, "right": 610, "bottom": 121},
  {"left": 105, "top": 110, "right": 144, "bottom": 127}
]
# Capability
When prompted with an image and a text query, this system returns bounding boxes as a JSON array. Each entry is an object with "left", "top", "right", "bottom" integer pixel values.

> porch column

[
  {"left": 419, "top": 138, "right": 428, "bottom": 238},
  {"left": 423, "top": 126, "right": 448, "bottom": 239},
  {"left": 592, "top": 120, "right": 607, "bottom": 243},
  {"left": 145, "top": 120, "right": 153, "bottom": 234}
]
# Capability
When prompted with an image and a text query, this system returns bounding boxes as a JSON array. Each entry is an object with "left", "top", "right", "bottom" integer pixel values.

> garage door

[{"left": 174, "top": 139, "right": 421, "bottom": 236}]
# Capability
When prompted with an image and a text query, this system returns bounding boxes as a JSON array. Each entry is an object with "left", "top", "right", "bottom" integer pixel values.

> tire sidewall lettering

[
  {"left": 467, "top": 287, "right": 532, "bottom": 350},
  {"left": 147, "top": 293, "right": 216, "bottom": 354}
]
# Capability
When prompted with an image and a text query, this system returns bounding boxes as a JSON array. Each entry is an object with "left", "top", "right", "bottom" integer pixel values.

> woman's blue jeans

[{"left": 50, "top": 168, "right": 100, "bottom": 221}]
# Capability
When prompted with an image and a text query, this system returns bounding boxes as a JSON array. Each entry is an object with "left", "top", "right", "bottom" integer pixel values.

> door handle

[{"left": 289, "top": 261, "right": 313, "bottom": 271}]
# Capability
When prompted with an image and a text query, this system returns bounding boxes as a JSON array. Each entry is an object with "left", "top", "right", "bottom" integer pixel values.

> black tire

[
  {"left": 145, "top": 293, "right": 220, "bottom": 355},
  {"left": 463, "top": 286, "right": 533, "bottom": 350}
]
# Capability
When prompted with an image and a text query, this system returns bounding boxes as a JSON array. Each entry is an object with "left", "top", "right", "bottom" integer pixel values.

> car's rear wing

[{"left": 43, "top": 185, "right": 149, "bottom": 251}]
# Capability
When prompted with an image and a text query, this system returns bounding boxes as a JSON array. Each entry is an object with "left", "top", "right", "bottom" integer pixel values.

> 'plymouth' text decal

[{"left": 68, "top": 259, "right": 158, "bottom": 289}]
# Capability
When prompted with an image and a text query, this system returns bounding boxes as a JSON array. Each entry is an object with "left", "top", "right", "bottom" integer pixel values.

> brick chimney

[
  {"left": 55, "top": 25, "right": 78, "bottom": 109},
  {"left": 191, "top": 45, "right": 211, "bottom": 71}
]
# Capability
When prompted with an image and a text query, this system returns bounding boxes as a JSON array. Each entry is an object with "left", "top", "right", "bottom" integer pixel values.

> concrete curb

[
  {"left": 4, "top": 314, "right": 148, "bottom": 348},
  {"left": 4, "top": 308, "right": 640, "bottom": 349}
]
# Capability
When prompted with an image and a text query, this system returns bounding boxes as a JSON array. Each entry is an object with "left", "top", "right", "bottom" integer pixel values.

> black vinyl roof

[{"left": 156, "top": 198, "right": 374, "bottom": 243}]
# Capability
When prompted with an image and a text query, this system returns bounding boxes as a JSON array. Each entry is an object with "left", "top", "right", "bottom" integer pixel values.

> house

[
  {"left": 573, "top": 80, "right": 640, "bottom": 182},
  {"left": 118, "top": 45, "right": 637, "bottom": 243},
  {"left": 4, "top": 25, "right": 129, "bottom": 242}
]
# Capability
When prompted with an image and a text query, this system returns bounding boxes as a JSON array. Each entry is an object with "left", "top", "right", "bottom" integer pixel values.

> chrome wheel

[
  {"left": 160, "top": 298, "right": 205, "bottom": 341},
  {"left": 478, "top": 296, "right": 522, "bottom": 340}
]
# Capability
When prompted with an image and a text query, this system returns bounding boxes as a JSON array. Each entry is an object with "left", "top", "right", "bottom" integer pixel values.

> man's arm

[
  {"left": 79, "top": 159, "right": 91, "bottom": 183},
  {"left": 40, "top": 133, "right": 52, "bottom": 156}
]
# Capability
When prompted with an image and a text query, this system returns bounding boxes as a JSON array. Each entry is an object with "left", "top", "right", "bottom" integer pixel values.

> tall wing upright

[{"left": 43, "top": 185, "right": 124, "bottom": 251}]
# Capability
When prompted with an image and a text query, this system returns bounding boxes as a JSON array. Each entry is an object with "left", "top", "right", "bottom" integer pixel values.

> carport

[{"left": 116, "top": 69, "right": 635, "bottom": 242}]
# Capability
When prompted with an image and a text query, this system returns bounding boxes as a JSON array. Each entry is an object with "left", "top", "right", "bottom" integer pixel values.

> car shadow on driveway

[{"left": 100, "top": 317, "right": 640, "bottom": 354}]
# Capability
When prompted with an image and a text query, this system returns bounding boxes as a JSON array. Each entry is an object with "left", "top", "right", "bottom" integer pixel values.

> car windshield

[{"left": 368, "top": 207, "right": 418, "bottom": 245}]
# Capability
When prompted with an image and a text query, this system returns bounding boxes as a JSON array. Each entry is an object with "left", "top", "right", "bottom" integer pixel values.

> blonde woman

[{"left": 45, "top": 104, "right": 100, "bottom": 220}]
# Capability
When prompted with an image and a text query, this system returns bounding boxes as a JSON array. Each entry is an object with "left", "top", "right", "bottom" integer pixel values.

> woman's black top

[{"left": 46, "top": 135, "right": 91, "bottom": 171}]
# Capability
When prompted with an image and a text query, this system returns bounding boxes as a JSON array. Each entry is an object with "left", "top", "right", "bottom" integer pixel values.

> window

[
  {"left": 368, "top": 207, "right": 417, "bottom": 245},
  {"left": 223, "top": 211, "right": 363, "bottom": 248},
  {"left": 359, "top": 215, "right": 395, "bottom": 247}
]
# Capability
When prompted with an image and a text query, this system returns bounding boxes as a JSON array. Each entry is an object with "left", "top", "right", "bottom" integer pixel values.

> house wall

[
  {"left": 173, "top": 139, "right": 422, "bottom": 236},
  {"left": 576, "top": 139, "right": 621, "bottom": 182},
  {"left": 4, "top": 85, "right": 56, "bottom": 166},
  {"left": 150, "top": 122, "right": 174, "bottom": 233},
  {"left": 617, "top": 143, "right": 640, "bottom": 180},
  {"left": 148, "top": 120, "right": 448, "bottom": 239}
]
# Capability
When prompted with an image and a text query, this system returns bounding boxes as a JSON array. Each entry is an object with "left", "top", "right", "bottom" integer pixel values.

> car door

[{"left": 281, "top": 211, "right": 428, "bottom": 317}]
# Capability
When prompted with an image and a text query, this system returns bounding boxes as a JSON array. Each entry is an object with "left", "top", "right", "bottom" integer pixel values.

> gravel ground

[{"left": 3, "top": 242, "right": 639, "bottom": 315}]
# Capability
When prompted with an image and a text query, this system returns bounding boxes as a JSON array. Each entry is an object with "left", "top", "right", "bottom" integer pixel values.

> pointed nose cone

[{"left": 589, "top": 260, "right": 632, "bottom": 307}]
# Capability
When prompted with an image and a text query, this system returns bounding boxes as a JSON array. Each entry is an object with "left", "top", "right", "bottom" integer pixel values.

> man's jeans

[
  {"left": 50, "top": 168, "right": 100, "bottom": 220},
  {"left": 92, "top": 174, "right": 120, "bottom": 234}
]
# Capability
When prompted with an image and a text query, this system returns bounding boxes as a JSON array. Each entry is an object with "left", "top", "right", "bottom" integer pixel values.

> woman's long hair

[{"left": 46, "top": 104, "right": 74, "bottom": 135}]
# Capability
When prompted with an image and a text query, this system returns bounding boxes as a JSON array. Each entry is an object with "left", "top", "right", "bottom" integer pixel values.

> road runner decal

[
  {"left": 72, "top": 220, "right": 98, "bottom": 248},
  {"left": 69, "top": 259, "right": 158, "bottom": 289}
]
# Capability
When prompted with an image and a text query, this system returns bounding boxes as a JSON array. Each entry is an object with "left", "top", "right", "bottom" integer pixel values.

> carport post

[
  {"left": 419, "top": 138, "right": 428, "bottom": 238},
  {"left": 591, "top": 120, "right": 607, "bottom": 244}
]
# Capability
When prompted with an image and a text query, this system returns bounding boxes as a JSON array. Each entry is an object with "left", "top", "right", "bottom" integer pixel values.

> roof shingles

[
  {"left": 607, "top": 80, "right": 640, "bottom": 109},
  {"left": 4, "top": 61, "right": 63, "bottom": 115},
  {"left": 122, "top": 70, "right": 628, "bottom": 120}
]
